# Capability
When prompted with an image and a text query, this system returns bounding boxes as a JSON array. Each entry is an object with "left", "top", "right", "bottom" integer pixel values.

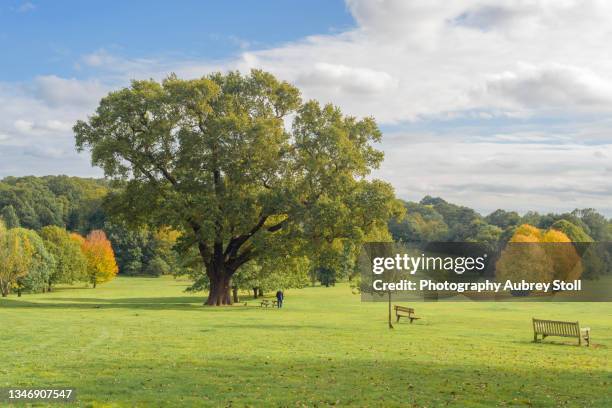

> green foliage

[
  {"left": 485, "top": 209, "right": 521, "bottom": 229},
  {"left": 0, "top": 221, "right": 26, "bottom": 296},
  {"left": 419, "top": 196, "right": 482, "bottom": 241},
  {"left": 316, "top": 266, "right": 336, "bottom": 287},
  {"left": 572, "top": 208, "right": 611, "bottom": 241},
  {"left": 104, "top": 222, "right": 183, "bottom": 276},
  {"left": 104, "top": 222, "right": 155, "bottom": 275},
  {"left": 0, "top": 176, "right": 108, "bottom": 232},
  {"left": 145, "top": 256, "right": 170, "bottom": 277},
  {"left": 550, "top": 220, "right": 593, "bottom": 242},
  {"left": 74, "top": 70, "right": 402, "bottom": 304},
  {"left": 11, "top": 228, "right": 55, "bottom": 294},
  {"left": 1, "top": 205, "right": 20, "bottom": 228},
  {"left": 39, "top": 225, "right": 88, "bottom": 288},
  {"left": 231, "top": 256, "right": 311, "bottom": 294},
  {"left": 389, "top": 201, "right": 449, "bottom": 242}
]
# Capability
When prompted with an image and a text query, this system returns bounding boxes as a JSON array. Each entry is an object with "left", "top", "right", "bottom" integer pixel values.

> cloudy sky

[{"left": 2, "top": 0, "right": 612, "bottom": 215}]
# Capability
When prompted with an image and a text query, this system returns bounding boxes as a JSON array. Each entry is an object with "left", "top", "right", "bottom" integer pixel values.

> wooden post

[{"left": 388, "top": 291, "right": 394, "bottom": 329}]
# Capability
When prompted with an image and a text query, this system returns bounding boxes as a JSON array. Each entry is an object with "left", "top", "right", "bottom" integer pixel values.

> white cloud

[
  {"left": 14, "top": 119, "right": 34, "bottom": 133},
  {"left": 33, "top": 75, "right": 108, "bottom": 107},
  {"left": 2, "top": 0, "right": 612, "bottom": 214},
  {"left": 374, "top": 133, "right": 612, "bottom": 215},
  {"left": 478, "top": 63, "right": 612, "bottom": 110},
  {"left": 296, "top": 63, "right": 397, "bottom": 95}
]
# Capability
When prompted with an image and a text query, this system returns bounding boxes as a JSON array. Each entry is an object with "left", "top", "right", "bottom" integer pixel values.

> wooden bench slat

[
  {"left": 533, "top": 318, "right": 589, "bottom": 346},
  {"left": 394, "top": 305, "right": 420, "bottom": 324}
]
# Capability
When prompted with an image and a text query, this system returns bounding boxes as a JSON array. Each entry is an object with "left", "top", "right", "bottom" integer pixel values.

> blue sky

[
  {"left": 0, "top": 0, "right": 353, "bottom": 80},
  {"left": 1, "top": 1, "right": 612, "bottom": 215}
]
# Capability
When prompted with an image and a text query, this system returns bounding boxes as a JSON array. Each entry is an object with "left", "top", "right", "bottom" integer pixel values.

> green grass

[{"left": 0, "top": 277, "right": 610, "bottom": 407}]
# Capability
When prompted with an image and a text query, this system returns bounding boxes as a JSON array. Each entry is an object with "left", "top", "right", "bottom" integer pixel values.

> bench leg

[
  {"left": 396, "top": 315, "right": 400, "bottom": 323},
  {"left": 409, "top": 317, "right": 414, "bottom": 324},
  {"left": 533, "top": 333, "right": 538, "bottom": 343}
]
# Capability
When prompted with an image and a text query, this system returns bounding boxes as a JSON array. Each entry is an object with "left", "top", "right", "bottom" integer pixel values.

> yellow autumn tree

[
  {"left": 79, "top": 230, "right": 118, "bottom": 288},
  {"left": 496, "top": 224, "right": 582, "bottom": 286},
  {"left": 0, "top": 221, "right": 33, "bottom": 297},
  {"left": 496, "top": 224, "right": 554, "bottom": 284},
  {"left": 541, "top": 229, "right": 583, "bottom": 281}
]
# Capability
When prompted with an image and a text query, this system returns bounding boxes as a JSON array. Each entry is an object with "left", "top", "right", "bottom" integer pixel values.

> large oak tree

[{"left": 74, "top": 70, "right": 402, "bottom": 305}]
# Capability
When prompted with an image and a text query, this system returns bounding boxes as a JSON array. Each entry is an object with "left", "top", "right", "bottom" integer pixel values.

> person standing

[{"left": 275, "top": 290, "right": 284, "bottom": 308}]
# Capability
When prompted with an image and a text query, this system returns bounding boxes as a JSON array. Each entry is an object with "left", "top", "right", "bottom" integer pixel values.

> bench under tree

[
  {"left": 532, "top": 318, "right": 590, "bottom": 346},
  {"left": 394, "top": 305, "right": 420, "bottom": 324},
  {"left": 260, "top": 299, "right": 278, "bottom": 308}
]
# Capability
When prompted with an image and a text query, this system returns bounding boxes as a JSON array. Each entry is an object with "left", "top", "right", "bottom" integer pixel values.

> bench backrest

[
  {"left": 533, "top": 318, "right": 580, "bottom": 337},
  {"left": 394, "top": 305, "right": 414, "bottom": 314}
]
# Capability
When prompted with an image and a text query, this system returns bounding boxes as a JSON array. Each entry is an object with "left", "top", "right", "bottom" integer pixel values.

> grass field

[{"left": 0, "top": 277, "right": 610, "bottom": 407}]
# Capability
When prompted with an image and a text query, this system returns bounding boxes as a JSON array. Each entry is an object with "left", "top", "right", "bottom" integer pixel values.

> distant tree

[
  {"left": 40, "top": 226, "right": 88, "bottom": 291},
  {"left": 496, "top": 224, "right": 582, "bottom": 286},
  {"left": 0, "top": 222, "right": 31, "bottom": 297},
  {"left": 466, "top": 220, "right": 502, "bottom": 252},
  {"left": 572, "top": 208, "right": 611, "bottom": 241},
  {"left": 74, "top": 70, "right": 403, "bottom": 305},
  {"left": 550, "top": 220, "right": 593, "bottom": 242},
  {"left": 145, "top": 256, "right": 170, "bottom": 277},
  {"left": 0, "top": 176, "right": 108, "bottom": 232},
  {"left": 80, "top": 230, "right": 118, "bottom": 288},
  {"left": 389, "top": 201, "right": 448, "bottom": 243},
  {"left": 1, "top": 205, "right": 20, "bottom": 228},
  {"left": 485, "top": 209, "right": 520, "bottom": 229},
  {"left": 419, "top": 196, "right": 481, "bottom": 241},
  {"left": 230, "top": 256, "right": 310, "bottom": 302},
  {"left": 11, "top": 228, "right": 54, "bottom": 295},
  {"left": 520, "top": 211, "right": 542, "bottom": 227},
  {"left": 316, "top": 266, "right": 336, "bottom": 287},
  {"left": 104, "top": 222, "right": 155, "bottom": 275},
  {"left": 152, "top": 227, "right": 183, "bottom": 274},
  {"left": 496, "top": 224, "right": 555, "bottom": 285}
]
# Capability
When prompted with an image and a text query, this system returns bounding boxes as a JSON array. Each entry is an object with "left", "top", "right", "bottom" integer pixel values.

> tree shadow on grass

[
  {"left": 0, "top": 297, "right": 267, "bottom": 312},
  {"left": 510, "top": 339, "right": 606, "bottom": 348}
]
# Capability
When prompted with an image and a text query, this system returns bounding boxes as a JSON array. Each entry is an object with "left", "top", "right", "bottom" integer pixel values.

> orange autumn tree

[{"left": 78, "top": 230, "right": 118, "bottom": 288}]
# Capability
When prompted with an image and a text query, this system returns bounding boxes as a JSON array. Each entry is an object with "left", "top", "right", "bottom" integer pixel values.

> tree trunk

[
  {"left": 232, "top": 286, "right": 239, "bottom": 303},
  {"left": 17, "top": 288, "right": 21, "bottom": 297},
  {"left": 93, "top": 279, "right": 97, "bottom": 288},
  {"left": 206, "top": 273, "right": 232, "bottom": 305},
  {"left": 258, "top": 288, "right": 263, "bottom": 297},
  {"left": 253, "top": 287, "right": 258, "bottom": 299}
]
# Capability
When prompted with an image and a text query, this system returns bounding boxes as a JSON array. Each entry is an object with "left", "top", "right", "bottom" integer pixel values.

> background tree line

[
  {"left": 0, "top": 176, "right": 186, "bottom": 279},
  {"left": 389, "top": 196, "right": 612, "bottom": 279},
  {"left": 2, "top": 176, "right": 610, "bottom": 298},
  {"left": 0, "top": 222, "right": 117, "bottom": 297}
]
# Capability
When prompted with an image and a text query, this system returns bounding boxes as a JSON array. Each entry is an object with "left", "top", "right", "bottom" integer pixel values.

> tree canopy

[{"left": 74, "top": 70, "right": 403, "bottom": 305}]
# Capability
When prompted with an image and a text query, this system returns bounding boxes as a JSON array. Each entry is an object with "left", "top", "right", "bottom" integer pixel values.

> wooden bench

[
  {"left": 394, "top": 305, "right": 420, "bottom": 324},
  {"left": 260, "top": 299, "right": 279, "bottom": 308},
  {"left": 533, "top": 318, "right": 590, "bottom": 346}
]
